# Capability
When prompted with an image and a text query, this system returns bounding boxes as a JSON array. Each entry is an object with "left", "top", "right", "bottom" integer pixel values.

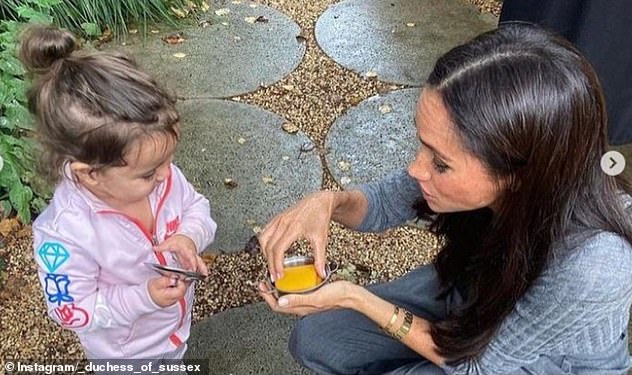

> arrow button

[{"left": 601, "top": 151, "right": 625, "bottom": 176}]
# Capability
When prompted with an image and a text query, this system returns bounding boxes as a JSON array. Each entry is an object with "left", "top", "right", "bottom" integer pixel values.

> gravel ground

[{"left": 0, "top": 0, "right": 500, "bottom": 362}]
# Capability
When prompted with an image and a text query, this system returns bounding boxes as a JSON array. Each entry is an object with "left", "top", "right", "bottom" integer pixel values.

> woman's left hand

[
  {"left": 258, "top": 280, "right": 359, "bottom": 316},
  {"left": 154, "top": 234, "right": 209, "bottom": 275}
]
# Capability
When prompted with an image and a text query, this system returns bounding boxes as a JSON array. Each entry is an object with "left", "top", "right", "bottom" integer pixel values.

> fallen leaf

[
  {"left": 255, "top": 15, "right": 268, "bottom": 23},
  {"left": 234, "top": 36, "right": 242, "bottom": 41},
  {"left": 252, "top": 226, "right": 262, "bottom": 234},
  {"left": 96, "top": 28, "right": 113, "bottom": 45},
  {"left": 223, "top": 178, "right": 238, "bottom": 189},
  {"left": 249, "top": 3, "right": 258, "bottom": 7},
  {"left": 200, "top": 2, "right": 210, "bottom": 12},
  {"left": 129, "top": 29, "right": 138, "bottom": 34},
  {"left": 221, "top": 22, "right": 229, "bottom": 26},
  {"left": 338, "top": 160, "right": 351, "bottom": 171},
  {"left": 244, "top": 16, "right": 257, "bottom": 24},
  {"left": 262, "top": 176, "right": 275, "bottom": 184},
  {"left": 215, "top": 8, "right": 230, "bottom": 16},
  {"left": 296, "top": 33, "right": 307, "bottom": 43},
  {"left": 150, "top": 29, "right": 160, "bottom": 34},
  {"left": 349, "top": 94, "right": 363, "bottom": 105},
  {"left": 201, "top": 253, "right": 217, "bottom": 267},
  {"left": 365, "top": 71, "right": 378, "bottom": 78},
  {"left": 171, "top": 6, "right": 188, "bottom": 18},
  {"left": 244, "top": 235, "right": 260, "bottom": 253},
  {"left": 378, "top": 104, "right": 392, "bottom": 114},
  {"left": 282, "top": 122, "right": 299, "bottom": 134},
  {"left": 340, "top": 176, "right": 351, "bottom": 185},
  {"left": 282, "top": 155, "right": 290, "bottom": 161},
  {"left": 245, "top": 219, "right": 257, "bottom": 225},
  {"left": 162, "top": 32, "right": 185, "bottom": 45},
  {"left": 231, "top": 97, "right": 241, "bottom": 101},
  {"left": 0, "top": 218, "right": 20, "bottom": 238},
  {"left": 237, "top": 137, "right": 246, "bottom": 144},
  {"left": 281, "top": 84, "right": 295, "bottom": 91},
  {"left": 406, "top": 22, "right": 416, "bottom": 27},
  {"left": 172, "top": 52, "right": 187, "bottom": 58}
]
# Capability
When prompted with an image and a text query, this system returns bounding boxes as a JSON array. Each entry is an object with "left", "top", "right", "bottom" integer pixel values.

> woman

[{"left": 258, "top": 24, "right": 632, "bottom": 374}]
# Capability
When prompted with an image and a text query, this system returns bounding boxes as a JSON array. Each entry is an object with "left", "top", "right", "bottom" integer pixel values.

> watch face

[{"left": 144, "top": 262, "right": 206, "bottom": 281}]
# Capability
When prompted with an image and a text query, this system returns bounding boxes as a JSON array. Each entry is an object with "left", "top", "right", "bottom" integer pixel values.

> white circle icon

[{"left": 600, "top": 151, "right": 625, "bottom": 176}]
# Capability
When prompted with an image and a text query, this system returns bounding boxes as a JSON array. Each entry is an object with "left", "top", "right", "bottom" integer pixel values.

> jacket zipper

[{"left": 98, "top": 170, "right": 186, "bottom": 344}]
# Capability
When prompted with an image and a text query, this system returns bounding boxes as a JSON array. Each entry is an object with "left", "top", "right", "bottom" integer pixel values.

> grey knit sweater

[{"left": 356, "top": 169, "right": 632, "bottom": 375}]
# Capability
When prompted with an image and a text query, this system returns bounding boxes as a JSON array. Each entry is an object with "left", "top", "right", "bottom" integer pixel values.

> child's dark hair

[{"left": 19, "top": 24, "right": 179, "bottom": 184}]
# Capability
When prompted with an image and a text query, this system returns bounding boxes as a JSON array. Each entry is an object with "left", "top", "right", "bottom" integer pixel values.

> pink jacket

[{"left": 33, "top": 164, "right": 216, "bottom": 359}]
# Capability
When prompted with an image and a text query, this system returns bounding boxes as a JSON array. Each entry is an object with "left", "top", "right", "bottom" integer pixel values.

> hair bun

[{"left": 19, "top": 24, "right": 77, "bottom": 72}]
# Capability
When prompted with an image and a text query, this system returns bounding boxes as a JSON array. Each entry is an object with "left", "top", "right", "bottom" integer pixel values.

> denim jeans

[{"left": 289, "top": 264, "right": 631, "bottom": 375}]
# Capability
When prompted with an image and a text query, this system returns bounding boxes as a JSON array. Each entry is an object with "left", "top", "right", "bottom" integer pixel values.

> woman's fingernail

[
  {"left": 270, "top": 273, "right": 276, "bottom": 282},
  {"left": 278, "top": 297, "right": 288, "bottom": 307}
]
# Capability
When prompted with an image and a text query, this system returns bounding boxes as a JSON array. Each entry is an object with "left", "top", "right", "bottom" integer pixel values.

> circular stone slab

[
  {"left": 326, "top": 88, "right": 420, "bottom": 187},
  {"left": 104, "top": 1, "right": 305, "bottom": 98},
  {"left": 175, "top": 99, "right": 321, "bottom": 253},
  {"left": 315, "top": 0, "right": 497, "bottom": 85},
  {"left": 186, "top": 303, "right": 309, "bottom": 374}
]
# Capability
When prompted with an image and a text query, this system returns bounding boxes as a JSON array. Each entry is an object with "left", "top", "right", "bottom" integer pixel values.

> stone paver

[
  {"left": 315, "top": 0, "right": 497, "bottom": 85},
  {"left": 175, "top": 99, "right": 322, "bottom": 253},
  {"left": 186, "top": 303, "right": 311, "bottom": 375},
  {"left": 326, "top": 88, "right": 420, "bottom": 187},
  {"left": 106, "top": 0, "right": 305, "bottom": 98},
  {"left": 174, "top": 0, "right": 632, "bottom": 373}
]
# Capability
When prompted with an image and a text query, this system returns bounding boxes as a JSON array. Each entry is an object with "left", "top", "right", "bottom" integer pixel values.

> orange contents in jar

[{"left": 275, "top": 264, "right": 322, "bottom": 292}]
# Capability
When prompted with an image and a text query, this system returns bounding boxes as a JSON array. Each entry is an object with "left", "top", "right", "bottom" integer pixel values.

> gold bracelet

[
  {"left": 382, "top": 305, "right": 399, "bottom": 334},
  {"left": 393, "top": 309, "right": 413, "bottom": 340}
]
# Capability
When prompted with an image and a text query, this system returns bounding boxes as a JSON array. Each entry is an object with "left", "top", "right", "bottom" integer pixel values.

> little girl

[{"left": 22, "top": 25, "right": 217, "bottom": 360}]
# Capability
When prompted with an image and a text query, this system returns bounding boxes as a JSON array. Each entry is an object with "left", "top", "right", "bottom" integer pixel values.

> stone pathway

[
  {"left": 315, "top": 0, "right": 496, "bottom": 85},
  {"left": 176, "top": 99, "right": 321, "bottom": 252},
  {"left": 326, "top": 88, "right": 420, "bottom": 187},
  {"left": 111, "top": 2, "right": 305, "bottom": 98},
  {"left": 105, "top": 0, "right": 497, "bottom": 372}
]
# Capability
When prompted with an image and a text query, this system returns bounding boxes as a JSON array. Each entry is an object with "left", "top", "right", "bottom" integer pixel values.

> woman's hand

[
  {"left": 258, "top": 280, "right": 360, "bottom": 316},
  {"left": 153, "top": 234, "right": 208, "bottom": 275},
  {"left": 259, "top": 191, "right": 336, "bottom": 281}
]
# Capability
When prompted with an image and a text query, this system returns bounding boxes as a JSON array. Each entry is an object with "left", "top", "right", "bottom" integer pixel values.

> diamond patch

[{"left": 38, "top": 242, "right": 70, "bottom": 273}]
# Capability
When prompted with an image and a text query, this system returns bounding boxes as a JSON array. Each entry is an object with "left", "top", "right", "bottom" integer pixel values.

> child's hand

[
  {"left": 148, "top": 276, "right": 190, "bottom": 307},
  {"left": 153, "top": 234, "right": 208, "bottom": 276}
]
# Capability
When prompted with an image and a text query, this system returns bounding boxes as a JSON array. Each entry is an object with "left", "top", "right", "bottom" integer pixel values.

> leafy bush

[
  {"left": 1, "top": 0, "right": 206, "bottom": 38},
  {"left": 0, "top": 0, "right": 53, "bottom": 223}
]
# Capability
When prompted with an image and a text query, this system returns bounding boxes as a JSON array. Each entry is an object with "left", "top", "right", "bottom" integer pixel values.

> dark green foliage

[
  {"left": 0, "top": 0, "right": 53, "bottom": 223},
  {"left": 0, "top": 0, "right": 203, "bottom": 38}
]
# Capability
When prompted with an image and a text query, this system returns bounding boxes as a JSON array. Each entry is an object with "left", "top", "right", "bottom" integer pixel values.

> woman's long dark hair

[{"left": 420, "top": 23, "right": 632, "bottom": 363}]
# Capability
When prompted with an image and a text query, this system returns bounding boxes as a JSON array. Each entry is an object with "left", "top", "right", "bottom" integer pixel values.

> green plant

[
  {"left": 0, "top": 0, "right": 53, "bottom": 223},
  {"left": 1, "top": 0, "right": 206, "bottom": 39}
]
